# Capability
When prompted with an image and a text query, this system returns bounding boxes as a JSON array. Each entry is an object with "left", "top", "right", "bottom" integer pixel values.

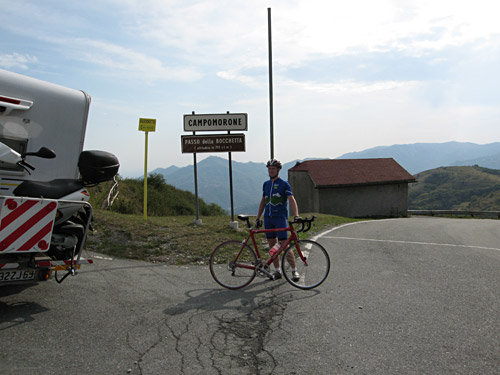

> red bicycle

[{"left": 209, "top": 215, "right": 330, "bottom": 290}]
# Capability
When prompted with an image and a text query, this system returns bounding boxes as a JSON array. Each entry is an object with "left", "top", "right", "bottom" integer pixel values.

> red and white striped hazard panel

[{"left": 0, "top": 197, "right": 58, "bottom": 253}]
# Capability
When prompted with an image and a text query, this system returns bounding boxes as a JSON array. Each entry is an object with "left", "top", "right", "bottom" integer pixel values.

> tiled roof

[{"left": 289, "top": 158, "right": 415, "bottom": 187}]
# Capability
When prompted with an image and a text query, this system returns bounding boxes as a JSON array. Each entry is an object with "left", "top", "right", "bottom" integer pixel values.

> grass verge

[{"left": 86, "top": 210, "right": 361, "bottom": 265}]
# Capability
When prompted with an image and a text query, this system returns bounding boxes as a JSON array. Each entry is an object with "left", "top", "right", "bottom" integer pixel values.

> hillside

[
  {"left": 89, "top": 174, "right": 225, "bottom": 217},
  {"left": 408, "top": 166, "right": 500, "bottom": 210}
]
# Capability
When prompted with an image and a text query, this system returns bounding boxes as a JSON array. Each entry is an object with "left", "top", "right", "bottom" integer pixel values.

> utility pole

[{"left": 268, "top": 7, "right": 274, "bottom": 159}]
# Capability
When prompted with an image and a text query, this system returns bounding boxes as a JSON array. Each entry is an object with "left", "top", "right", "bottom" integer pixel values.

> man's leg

[{"left": 285, "top": 247, "right": 297, "bottom": 268}]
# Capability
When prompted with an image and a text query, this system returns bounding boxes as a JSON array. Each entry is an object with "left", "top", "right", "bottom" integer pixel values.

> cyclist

[{"left": 256, "top": 158, "right": 301, "bottom": 281}]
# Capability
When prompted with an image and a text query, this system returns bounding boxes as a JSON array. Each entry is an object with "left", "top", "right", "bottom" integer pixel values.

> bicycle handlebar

[
  {"left": 289, "top": 216, "right": 316, "bottom": 233},
  {"left": 237, "top": 214, "right": 316, "bottom": 233}
]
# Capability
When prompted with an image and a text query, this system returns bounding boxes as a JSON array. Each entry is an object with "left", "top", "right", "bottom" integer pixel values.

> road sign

[
  {"left": 181, "top": 134, "right": 245, "bottom": 153},
  {"left": 139, "top": 118, "right": 156, "bottom": 132},
  {"left": 183, "top": 113, "right": 247, "bottom": 132}
]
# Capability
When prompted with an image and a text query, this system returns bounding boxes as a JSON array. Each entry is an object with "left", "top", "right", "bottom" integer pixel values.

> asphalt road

[{"left": 0, "top": 217, "right": 498, "bottom": 374}]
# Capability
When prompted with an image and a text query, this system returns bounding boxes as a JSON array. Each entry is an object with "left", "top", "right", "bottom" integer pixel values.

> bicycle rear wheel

[
  {"left": 282, "top": 239, "right": 330, "bottom": 290},
  {"left": 209, "top": 240, "right": 257, "bottom": 289}
]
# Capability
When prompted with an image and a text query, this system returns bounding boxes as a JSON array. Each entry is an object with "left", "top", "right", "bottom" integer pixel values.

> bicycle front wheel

[
  {"left": 282, "top": 239, "right": 330, "bottom": 290},
  {"left": 209, "top": 240, "right": 257, "bottom": 289}
]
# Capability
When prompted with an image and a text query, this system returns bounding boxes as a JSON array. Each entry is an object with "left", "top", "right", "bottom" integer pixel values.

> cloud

[
  {"left": 65, "top": 38, "right": 204, "bottom": 82},
  {"left": 5, "top": 1, "right": 499, "bottom": 86},
  {"left": 112, "top": 0, "right": 500, "bottom": 96},
  {"left": 122, "top": 0, "right": 270, "bottom": 66},
  {"left": 216, "top": 70, "right": 266, "bottom": 90},
  {"left": 0, "top": 53, "right": 38, "bottom": 70},
  {"left": 1, "top": 1, "right": 202, "bottom": 83},
  {"left": 122, "top": 0, "right": 500, "bottom": 63},
  {"left": 289, "top": 79, "right": 420, "bottom": 94},
  {"left": 286, "top": 0, "right": 500, "bottom": 56}
]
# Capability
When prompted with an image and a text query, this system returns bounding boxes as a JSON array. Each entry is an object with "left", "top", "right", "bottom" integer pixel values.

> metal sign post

[
  {"left": 228, "top": 140, "right": 234, "bottom": 222},
  {"left": 268, "top": 7, "right": 274, "bottom": 159},
  {"left": 190, "top": 112, "right": 202, "bottom": 225},
  {"left": 227, "top": 111, "right": 235, "bottom": 224},
  {"left": 138, "top": 118, "right": 157, "bottom": 221},
  {"left": 193, "top": 136, "right": 201, "bottom": 225}
]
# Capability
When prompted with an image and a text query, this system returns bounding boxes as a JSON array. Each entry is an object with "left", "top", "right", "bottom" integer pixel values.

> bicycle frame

[{"left": 235, "top": 223, "right": 308, "bottom": 276}]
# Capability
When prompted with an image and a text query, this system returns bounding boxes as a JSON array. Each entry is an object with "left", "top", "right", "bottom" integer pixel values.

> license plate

[{"left": 0, "top": 269, "right": 35, "bottom": 282}]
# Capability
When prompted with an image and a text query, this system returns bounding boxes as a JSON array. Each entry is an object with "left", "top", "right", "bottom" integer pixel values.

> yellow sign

[
  {"left": 139, "top": 118, "right": 157, "bottom": 132},
  {"left": 138, "top": 117, "right": 156, "bottom": 220}
]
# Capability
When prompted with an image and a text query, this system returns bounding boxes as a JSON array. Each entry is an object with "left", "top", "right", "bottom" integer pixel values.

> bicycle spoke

[
  {"left": 282, "top": 240, "right": 330, "bottom": 290},
  {"left": 209, "top": 241, "right": 257, "bottom": 289}
]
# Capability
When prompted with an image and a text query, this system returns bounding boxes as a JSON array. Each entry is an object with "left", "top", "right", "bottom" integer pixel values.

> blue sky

[{"left": 1, "top": 0, "right": 500, "bottom": 177}]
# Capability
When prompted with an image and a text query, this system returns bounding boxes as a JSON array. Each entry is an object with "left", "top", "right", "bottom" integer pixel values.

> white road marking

[
  {"left": 312, "top": 220, "right": 500, "bottom": 252},
  {"left": 92, "top": 255, "right": 113, "bottom": 260},
  {"left": 321, "top": 236, "right": 500, "bottom": 252},
  {"left": 311, "top": 219, "right": 397, "bottom": 241}
]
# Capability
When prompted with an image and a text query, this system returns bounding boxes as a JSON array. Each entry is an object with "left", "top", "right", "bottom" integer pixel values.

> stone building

[{"left": 288, "top": 159, "right": 415, "bottom": 218}]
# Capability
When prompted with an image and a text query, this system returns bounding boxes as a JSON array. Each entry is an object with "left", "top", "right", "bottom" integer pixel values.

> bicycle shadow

[{"left": 163, "top": 279, "right": 321, "bottom": 316}]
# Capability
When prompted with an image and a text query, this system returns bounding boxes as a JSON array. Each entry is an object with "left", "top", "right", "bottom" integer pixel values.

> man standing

[{"left": 256, "top": 159, "right": 300, "bottom": 281}]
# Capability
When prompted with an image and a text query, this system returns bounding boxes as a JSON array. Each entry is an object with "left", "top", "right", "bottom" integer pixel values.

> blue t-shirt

[{"left": 262, "top": 177, "right": 293, "bottom": 217}]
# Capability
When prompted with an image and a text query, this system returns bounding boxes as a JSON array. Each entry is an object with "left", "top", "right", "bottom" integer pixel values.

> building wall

[
  {"left": 318, "top": 183, "right": 409, "bottom": 218},
  {"left": 288, "top": 170, "right": 319, "bottom": 213},
  {"left": 289, "top": 169, "right": 410, "bottom": 217}
]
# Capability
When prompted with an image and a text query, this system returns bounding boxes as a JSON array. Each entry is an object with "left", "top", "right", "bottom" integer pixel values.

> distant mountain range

[
  {"left": 151, "top": 142, "right": 500, "bottom": 214},
  {"left": 338, "top": 141, "right": 500, "bottom": 174},
  {"left": 153, "top": 157, "right": 269, "bottom": 215}
]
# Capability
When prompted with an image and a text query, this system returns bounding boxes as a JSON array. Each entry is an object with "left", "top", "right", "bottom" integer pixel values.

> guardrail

[{"left": 408, "top": 210, "right": 500, "bottom": 219}]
